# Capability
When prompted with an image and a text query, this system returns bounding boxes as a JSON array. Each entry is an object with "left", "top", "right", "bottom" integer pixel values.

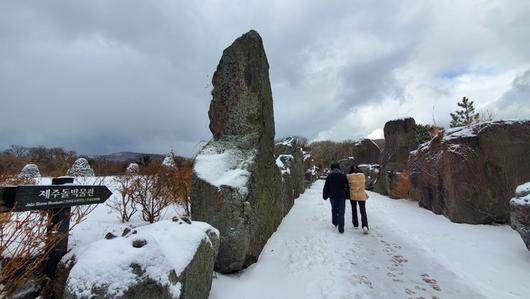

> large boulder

[
  {"left": 62, "top": 220, "right": 219, "bottom": 299},
  {"left": 374, "top": 118, "right": 417, "bottom": 196},
  {"left": 275, "top": 137, "right": 305, "bottom": 215},
  {"left": 511, "top": 182, "right": 530, "bottom": 252},
  {"left": 67, "top": 158, "right": 95, "bottom": 177},
  {"left": 410, "top": 120, "right": 530, "bottom": 224},
  {"left": 191, "top": 30, "right": 283, "bottom": 273},
  {"left": 352, "top": 139, "right": 381, "bottom": 164}
]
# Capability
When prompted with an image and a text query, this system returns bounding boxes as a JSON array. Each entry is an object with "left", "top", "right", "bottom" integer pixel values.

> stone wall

[{"left": 410, "top": 121, "right": 530, "bottom": 224}]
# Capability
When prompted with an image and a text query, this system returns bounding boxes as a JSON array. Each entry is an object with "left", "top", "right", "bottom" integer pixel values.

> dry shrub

[
  {"left": 0, "top": 175, "right": 96, "bottom": 298},
  {"left": 114, "top": 160, "right": 192, "bottom": 224},
  {"left": 130, "top": 168, "right": 168, "bottom": 223},
  {"left": 391, "top": 170, "right": 413, "bottom": 200},
  {"left": 162, "top": 156, "right": 192, "bottom": 216},
  {"left": 107, "top": 174, "right": 138, "bottom": 223}
]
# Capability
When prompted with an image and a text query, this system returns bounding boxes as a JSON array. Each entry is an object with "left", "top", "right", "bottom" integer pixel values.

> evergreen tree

[
  {"left": 415, "top": 124, "right": 432, "bottom": 144},
  {"left": 449, "top": 97, "right": 480, "bottom": 127}
]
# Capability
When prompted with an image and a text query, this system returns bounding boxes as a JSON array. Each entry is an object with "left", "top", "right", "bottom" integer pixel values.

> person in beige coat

[{"left": 347, "top": 164, "right": 369, "bottom": 234}]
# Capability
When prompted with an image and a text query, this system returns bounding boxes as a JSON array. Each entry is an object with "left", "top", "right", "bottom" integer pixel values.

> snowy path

[{"left": 210, "top": 180, "right": 530, "bottom": 299}]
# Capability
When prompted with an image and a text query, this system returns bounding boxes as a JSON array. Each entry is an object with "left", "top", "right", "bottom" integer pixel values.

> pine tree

[{"left": 449, "top": 97, "right": 480, "bottom": 127}]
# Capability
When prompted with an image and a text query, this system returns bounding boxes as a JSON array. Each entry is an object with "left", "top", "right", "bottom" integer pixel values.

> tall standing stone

[
  {"left": 191, "top": 30, "right": 283, "bottom": 273},
  {"left": 374, "top": 118, "right": 417, "bottom": 196}
]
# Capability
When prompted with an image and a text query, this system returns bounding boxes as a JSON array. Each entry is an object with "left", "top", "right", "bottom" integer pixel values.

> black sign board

[{"left": 0, "top": 185, "right": 112, "bottom": 212}]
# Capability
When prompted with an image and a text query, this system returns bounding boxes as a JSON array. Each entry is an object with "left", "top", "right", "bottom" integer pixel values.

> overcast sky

[{"left": 1, "top": 0, "right": 529, "bottom": 157}]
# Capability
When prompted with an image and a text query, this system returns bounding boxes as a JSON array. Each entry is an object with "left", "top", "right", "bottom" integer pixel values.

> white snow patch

[
  {"left": 515, "top": 182, "right": 530, "bottom": 196},
  {"left": 512, "top": 182, "right": 530, "bottom": 206},
  {"left": 194, "top": 144, "right": 254, "bottom": 194},
  {"left": 511, "top": 196, "right": 530, "bottom": 207},
  {"left": 276, "top": 154, "right": 293, "bottom": 175},
  {"left": 444, "top": 126, "right": 476, "bottom": 141},
  {"left": 162, "top": 156, "right": 176, "bottom": 167},
  {"left": 276, "top": 137, "right": 295, "bottom": 147}
]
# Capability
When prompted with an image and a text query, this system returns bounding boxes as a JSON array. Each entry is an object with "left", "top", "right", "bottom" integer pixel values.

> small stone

[
  {"left": 131, "top": 230, "right": 137, "bottom": 234},
  {"left": 132, "top": 239, "right": 147, "bottom": 248},
  {"left": 180, "top": 216, "right": 192, "bottom": 224},
  {"left": 105, "top": 232, "right": 117, "bottom": 240},
  {"left": 122, "top": 227, "right": 131, "bottom": 237},
  {"left": 172, "top": 216, "right": 179, "bottom": 222}
]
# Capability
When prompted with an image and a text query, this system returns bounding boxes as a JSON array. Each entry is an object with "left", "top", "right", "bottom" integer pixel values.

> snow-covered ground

[
  {"left": 210, "top": 180, "right": 530, "bottom": 299},
  {"left": 35, "top": 177, "right": 185, "bottom": 255},
  {"left": 32, "top": 177, "right": 530, "bottom": 298}
]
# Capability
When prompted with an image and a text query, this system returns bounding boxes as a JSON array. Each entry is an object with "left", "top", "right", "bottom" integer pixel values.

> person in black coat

[{"left": 323, "top": 162, "right": 350, "bottom": 233}]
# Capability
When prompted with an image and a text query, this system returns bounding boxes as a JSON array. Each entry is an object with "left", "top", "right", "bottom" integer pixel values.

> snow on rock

[
  {"left": 19, "top": 163, "right": 41, "bottom": 178},
  {"left": 64, "top": 220, "right": 219, "bottom": 299},
  {"left": 276, "top": 136, "right": 295, "bottom": 147},
  {"left": 275, "top": 154, "right": 293, "bottom": 175},
  {"left": 194, "top": 141, "right": 254, "bottom": 194},
  {"left": 162, "top": 156, "right": 176, "bottom": 168},
  {"left": 126, "top": 163, "right": 140, "bottom": 175},
  {"left": 510, "top": 182, "right": 530, "bottom": 252},
  {"left": 515, "top": 182, "right": 530, "bottom": 198},
  {"left": 67, "top": 158, "right": 95, "bottom": 177},
  {"left": 443, "top": 126, "right": 476, "bottom": 140}
]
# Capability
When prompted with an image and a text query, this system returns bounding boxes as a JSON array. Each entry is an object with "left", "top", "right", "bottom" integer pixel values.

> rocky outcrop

[
  {"left": 352, "top": 139, "right": 381, "bottom": 164},
  {"left": 510, "top": 183, "right": 530, "bottom": 251},
  {"left": 62, "top": 220, "right": 219, "bottom": 299},
  {"left": 275, "top": 137, "right": 305, "bottom": 216},
  {"left": 410, "top": 120, "right": 530, "bottom": 224},
  {"left": 374, "top": 118, "right": 417, "bottom": 197},
  {"left": 191, "top": 30, "right": 283, "bottom": 273},
  {"left": 67, "top": 158, "right": 95, "bottom": 177}
]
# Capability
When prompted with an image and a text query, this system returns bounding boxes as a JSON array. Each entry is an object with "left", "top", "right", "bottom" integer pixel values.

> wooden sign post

[{"left": 0, "top": 177, "right": 113, "bottom": 288}]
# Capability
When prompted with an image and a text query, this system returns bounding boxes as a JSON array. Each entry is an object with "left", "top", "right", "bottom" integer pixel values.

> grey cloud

[
  {"left": 0, "top": 0, "right": 529, "bottom": 156},
  {"left": 491, "top": 70, "right": 530, "bottom": 119}
]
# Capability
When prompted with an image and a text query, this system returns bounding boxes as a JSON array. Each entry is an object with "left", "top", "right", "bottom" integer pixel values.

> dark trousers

[
  {"left": 330, "top": 198, "right": 346, "bottom": 233},
  {"left": 350, "top": 200, "right": 368, "bottom": 228}
]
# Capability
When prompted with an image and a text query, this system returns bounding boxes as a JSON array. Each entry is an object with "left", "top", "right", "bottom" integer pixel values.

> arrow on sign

[{"left": 0, "top": 185, "right": 113, "bottom": 212}]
